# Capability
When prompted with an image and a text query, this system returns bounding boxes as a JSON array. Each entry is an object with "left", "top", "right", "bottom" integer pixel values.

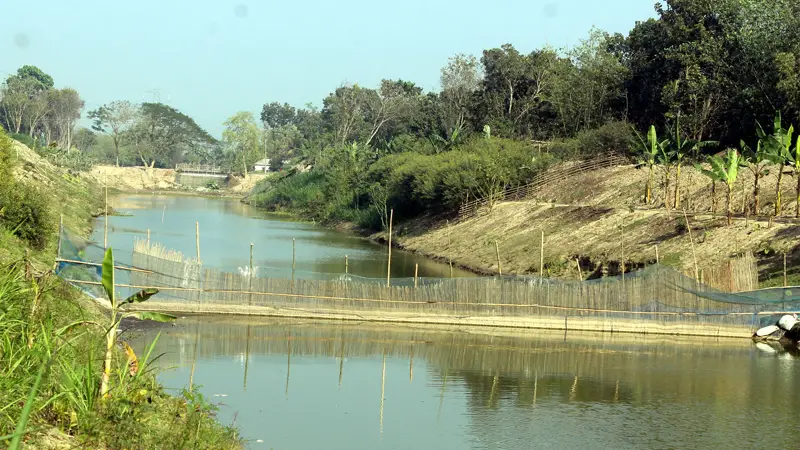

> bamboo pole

[
  {"left": 682, "top": 209, "right": 700, "bottom": 280},
  {"left": 248, "top": 243, "right": 254, "bottom": 306},
  {"left": 540, "top": 231, "right": 545, "bottom": 276},
  {"left": 345, "top": 255, "right": 349, "bottom": 274},
  {"left": 104, "top": 176, "right": 109, "bottom": 249},
  {"left": 243, "top": 324, "right": 251, "bottom": 390},
  {"left": 495, "top": 241, "right": 502, "bottom": 276},
  {"left": 195, "top": 222, "right": 201, "bottom": 261},
  {"left": 655, "top": 245, "right": 659, "bottom": 263},
  {"left": 784, "top": 252, "right": 788, "bottom": 287},
  {"left": 575, "top": 259, "right": 583, "bottom": 281},
  {"left": 161, "top": 205, "right": 167, "bottom": 224},
  {"left": 54, "top": 215, "right": 64, "bottom": 270},
  {"left": 386, "top": 209, "right": 393, "bottom": 287},
  {"left": 414, "top": 264, "right": 419, "bottom": 288},
  {"left": 147, "top": 229, "right": 150, "bottom": 246},
  {"left": 189, "top": 323, "right": 199, "bottom": 392}
]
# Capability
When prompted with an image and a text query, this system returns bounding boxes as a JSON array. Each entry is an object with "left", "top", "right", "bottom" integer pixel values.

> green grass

[{"left": 0, "top": 131, "right": 242, "bottom": 448}]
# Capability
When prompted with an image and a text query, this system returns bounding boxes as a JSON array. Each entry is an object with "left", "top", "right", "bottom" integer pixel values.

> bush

[
  {"left": 0, "top": 130, "right": 55, "bottom": 249},
  {"left": 548, "top": 120, "right": 634, "bottom": 159},
  {"left": 8, "top": 132, "right": 40, "bottom": 150}
]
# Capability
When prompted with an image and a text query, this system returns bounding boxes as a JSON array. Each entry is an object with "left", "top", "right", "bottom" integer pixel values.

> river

[
  {"left": 99, "top": 194, "right": 800, "bottom": 449},
  {"left": 130, "top": 316, "right": 800, "bottom": 450},
  {"left": 93, "top": 193, "right": 473, "bottom": 280}
]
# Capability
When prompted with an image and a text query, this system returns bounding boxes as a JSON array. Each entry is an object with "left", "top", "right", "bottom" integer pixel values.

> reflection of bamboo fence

[
  {"left": 111, "top": 240, "right": 780, "bottom": 337},
  {"left": 148, "top": 318, "right": 786, "bottom": 407}
]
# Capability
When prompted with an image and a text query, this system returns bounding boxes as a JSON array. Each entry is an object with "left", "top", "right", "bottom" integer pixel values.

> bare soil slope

[{"left": 390, "top": 162, "right": 800, "bottom": 285}]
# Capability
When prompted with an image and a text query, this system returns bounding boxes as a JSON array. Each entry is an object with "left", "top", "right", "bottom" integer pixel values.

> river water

[
  {"left": 93, "top": 194, "right": 473, "bottom": 280},
  {"left": 98, "top": 195, "right": 800, "bottom": 449},
  {"left": 130, "top": 316, "right": 800, "bottom": 450}
]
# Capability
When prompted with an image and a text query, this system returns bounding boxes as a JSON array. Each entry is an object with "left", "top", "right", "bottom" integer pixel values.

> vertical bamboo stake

[
  {"left": 414, "top": 264, "right": 419, "bottom": 288},
  {"left": 195, "top": 222, "right": 200, "bottom": 261},
  {"left": 386, "top": 209, "right": 394, "bottom": 287},
  {"left": 784, "top": 252, "right": 788, "bottom": 287},
  {"left": 55, "top": 214, "right": 64, "bottom": 264},
  {"left": 494, "top": 241, "right": 502, "bottom": 276},
  {"left": 161, "top": 205, "right": 167, "bottom": 224},
  {"left": 345, "top": 255, "right": 349, "bottom": 274},
  {"left": 682, "top": 209, "right": 700, "bottom": 280},
  {"left": 147, "top": 229, "right": 150, "bottom": 246},
  {"left": 248, "top": 243, "right": 254, "bottom": 306},
  {"left": 104, "top": 176, "right": 109, "bottom": 249},
  {"left": 243, "top": 324, "right": 252, "bottom": 390},
  {"left": 575, "top": 259, "right": 583, "bottom": 281},
  {"left": 189, "top": 323, "right": 199, "bottom": 392},
  {"left": 409, "top": 347, "right": 414, "bottom": 383},
  {"left": 655, "top": 245, "right": 659, "bottom": 263},
  {"left": 540, "top": 231, "right": 545, "bottom": 276}
]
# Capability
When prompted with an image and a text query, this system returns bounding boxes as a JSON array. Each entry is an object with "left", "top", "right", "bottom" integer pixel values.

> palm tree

[
  {"left": 740, "top": 139, "right": 772, "bottom": 216},
  {"left": 697, "top": 149, "right": 741, "bottom": 225},
  {"left": 633, "top": 125, "right": 664, "bottom": 205},
  {"left": 756, "top": 112, "right": 793, "bottom": 216}
]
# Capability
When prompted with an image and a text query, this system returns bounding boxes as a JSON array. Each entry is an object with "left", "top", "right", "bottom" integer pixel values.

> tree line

[
  {"left": 3, "top": 0, "right": 800, "bottom": 228},
  {"left": 249, "top": 0, "right": 800, "bottom": 229}
]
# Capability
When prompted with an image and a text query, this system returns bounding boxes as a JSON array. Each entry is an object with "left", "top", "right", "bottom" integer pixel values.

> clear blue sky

[{"left": 2, "top": 0, "right": 656, "bottom": 138}]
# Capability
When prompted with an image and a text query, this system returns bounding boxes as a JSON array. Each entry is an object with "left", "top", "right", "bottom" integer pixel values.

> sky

[{"left": 2, "top": 0, "right": 657, "bottom": 138}]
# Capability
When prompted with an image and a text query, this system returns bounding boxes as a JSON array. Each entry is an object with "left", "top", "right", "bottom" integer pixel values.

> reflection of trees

[{"left": 136, "top": 318, "right": 800, "bottom": 420}]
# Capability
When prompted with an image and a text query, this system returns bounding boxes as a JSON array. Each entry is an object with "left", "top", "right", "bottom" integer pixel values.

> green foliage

[{"left": 0, "top": 264, "right": 240, "bottom": 448}]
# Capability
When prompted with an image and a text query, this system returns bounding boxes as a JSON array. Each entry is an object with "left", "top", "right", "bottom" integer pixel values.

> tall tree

[
  {"left": 48, "top": 88, "right": 84, "bottom": 150},
  {"left": 440, "top": 54, "right": 482, "bottom": 143},
  {"left": 222, "top": 111, "right": 261, "bottom": 178},
  {"left": 128, "top": 102, "right": 215, "bottom": 168},
  {"left": 88, "top": 101, "right": 139, "bottom": 166}
]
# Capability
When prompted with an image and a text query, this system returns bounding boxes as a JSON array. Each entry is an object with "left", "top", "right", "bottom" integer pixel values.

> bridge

[{"left": 175, "top": 163, "right": 227, "bottom": 176}]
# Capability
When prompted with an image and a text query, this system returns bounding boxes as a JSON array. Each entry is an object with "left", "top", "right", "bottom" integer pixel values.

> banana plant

[
  {"left": 632, "top": 125, "right": 665, "bottom": 205},
  {"left": 664, "top": 115, "right": 718, "bottom": 210},
  {"left": 740, "top": 139, "right": 772, "bottom": 216},
  {"left": 696, "top": 149, "right": 741, "bottom": 225},
  {"left": 656, "top": 139, "right": 676, "bottom": 211},
  {"left": 98, "top": 247, "right": 175, "bottom": 398},
  {"left": 783, "top": 134, "right": 800, "bottom": 217},
  {"left": 756, "top": 112, "right": 793, "bottom": 216}
]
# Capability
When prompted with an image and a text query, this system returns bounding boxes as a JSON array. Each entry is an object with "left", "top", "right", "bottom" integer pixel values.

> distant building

[{"left": 253, "top": 158, "right": 270, "bottom": 172}]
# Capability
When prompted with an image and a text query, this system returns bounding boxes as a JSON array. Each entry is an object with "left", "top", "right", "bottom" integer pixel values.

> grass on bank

[{"left": 0, "top": 129, "right": 242, "bottom": 448}]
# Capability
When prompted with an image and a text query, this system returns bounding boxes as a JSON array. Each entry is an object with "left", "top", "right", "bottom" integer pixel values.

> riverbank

[
  {"left": 366, "top": 162, "right": 800, "bottom": 288},
  {"left": 0, "top": 136, "right": 242, "bottom": 449}
]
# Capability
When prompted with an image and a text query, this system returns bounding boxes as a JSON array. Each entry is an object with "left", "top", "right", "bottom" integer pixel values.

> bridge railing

[{"left": 175, "top": 163, "right": 224, "bottom": 174}]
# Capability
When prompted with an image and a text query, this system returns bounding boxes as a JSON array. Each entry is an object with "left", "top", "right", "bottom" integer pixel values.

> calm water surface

[
  {"left": 91, "top": 194, "right": 472, "bottom": 280},
  {"left": 131, "top": 317, "right": 800, "bottom": 450}
]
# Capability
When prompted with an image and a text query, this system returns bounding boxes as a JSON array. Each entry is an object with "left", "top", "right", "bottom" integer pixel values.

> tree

[
  {"left": 697, "top": 148, "right": 741, "bottom": 225},
  {"left": 222, "top": 111, "right": 261, "bottom": 178},
  {"left": 14, "top": 65, "right": 54, "bottom": 91},
  {"left": 322, "top": 84, "right": 369, "bottom": 145},
  {"left": 0, "top": 77, "right": 39, "bottom": 133},
  {"left": 128, "top": 103, "right": 215, "bottom": 168},
  {"left": 362, "top": 79, "right": 422, "bottom": 146},
  {"left": 88, "top": 101, "right": 139, "bottom": 166},
  {"left": 784, "top": 134, "right": 800, "bottom": 217},
  {"left": 261, "top": 102, "right": 297, "bottom": 129},
  {"left": 440, "top": 54, "right": 482, "bottom": 142},
  {"left": 48, "top": 88, "right": 84, "bottom": 150},
  {"left": 73, "top": 127, "right": 97, "bottom": 152}
]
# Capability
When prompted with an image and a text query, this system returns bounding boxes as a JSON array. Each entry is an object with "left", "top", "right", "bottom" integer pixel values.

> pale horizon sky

[{"left": 2, "top": 0, "right": 657, "bottom": 138}]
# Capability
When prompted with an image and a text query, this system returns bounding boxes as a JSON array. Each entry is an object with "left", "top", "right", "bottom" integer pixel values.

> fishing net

[{"left": 53, "top": 226, "right": 800, "bottom": 332}]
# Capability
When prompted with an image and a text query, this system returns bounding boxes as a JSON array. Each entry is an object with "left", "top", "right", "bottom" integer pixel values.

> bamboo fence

[{"left": 69, "top": 238, "right": 781, "bottom": 337}]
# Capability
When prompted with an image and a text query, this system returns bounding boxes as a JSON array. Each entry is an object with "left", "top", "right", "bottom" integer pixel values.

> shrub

[
  {"left": 548, "top": 120, "right": 634, "bottom": 159},
  {"left": 0, "top": 130, "right": 55, "bottom": 249}
]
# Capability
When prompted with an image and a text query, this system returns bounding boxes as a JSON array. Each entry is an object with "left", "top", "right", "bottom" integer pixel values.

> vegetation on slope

[{"left": 0, "top": 130, "right": 241, "bottom": 448}]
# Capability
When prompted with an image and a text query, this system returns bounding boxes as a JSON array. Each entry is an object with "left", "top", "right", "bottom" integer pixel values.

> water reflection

[{"left": 129, "top": 317, "right": 800, "bottom": 450}]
